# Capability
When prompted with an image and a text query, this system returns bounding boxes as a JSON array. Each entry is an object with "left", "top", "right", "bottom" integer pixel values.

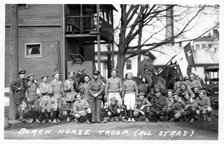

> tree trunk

[
  {"left": 117, "top": 54, "right": 125, "bottom": 78},
  {"left": 9, "top": 4, "right": 18, "bottom": 120},
  {"left": 107, "top": 44, "right": 112, "bottom": 78},
  {"left": 137, "top": 17, "right": 143, "bottom": 77}
]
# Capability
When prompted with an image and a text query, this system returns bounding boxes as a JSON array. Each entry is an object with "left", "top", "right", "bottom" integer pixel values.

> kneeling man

[{"left": 73, "top": 94, "right": 91, "bottom": 124}]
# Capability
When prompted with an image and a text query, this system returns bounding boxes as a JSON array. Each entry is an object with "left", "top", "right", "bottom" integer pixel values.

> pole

[
  {"left": 9, "top": 4, "right": 18, "bottom": 120},
  {"left": 97, "top": 5, "right": 101, "bottom": 72}
]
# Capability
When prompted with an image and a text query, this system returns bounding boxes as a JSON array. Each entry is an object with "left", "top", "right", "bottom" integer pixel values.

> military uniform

[
  {"left": 26, "top": 74, "right": 40, "bottom": 122},
  {"left": 88, "top": 71, "right": 104, "bottom": 123},
  {"left": 150, "top": 91, "right": 168, "bottom": 121},
  {"left": 139, "top": 59, "right": 156, "bottom": 85},
  {"left": 103, "top": 97, "right": 121, "bottom": 122},
  {"left": 80, "top": 81, "right": 91, "bottom": 102},
  {"left": 39, "top": 81, "right": 52, "bottom": 113},
  {"left": 50, "top": 73, "right": 63, "bottom": 123},
  {"left": 38, "top": 76, "right": 52, "bottom": 123},
  {"left": 10, "top": 70, "right": 28, "bottom": 119},
  {"left": 63, "top": 74, "right": 77, "bottom": 122},
  {"left": 196, "top": 94, "right": 212, "bottom": 121},
  {"left": 73, "top": 97, "right": 91, "bottom": 122}
]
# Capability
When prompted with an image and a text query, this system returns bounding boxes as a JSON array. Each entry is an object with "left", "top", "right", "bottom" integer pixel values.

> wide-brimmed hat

[
  {"left": 41, "top": 75, "right": 49, "bottom": 79},
  {"left": 27, "top": 73, "right": 34, "bottom": 78}
]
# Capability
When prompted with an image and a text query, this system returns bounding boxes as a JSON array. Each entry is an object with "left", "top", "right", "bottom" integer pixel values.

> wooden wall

[{"left": 5, "top": 4, "right": 62, "bottom": 86}]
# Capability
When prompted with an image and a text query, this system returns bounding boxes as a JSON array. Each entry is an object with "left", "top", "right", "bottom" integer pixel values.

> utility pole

[{"left": 9, "top": 4, "right": 19, "bottom": 120}]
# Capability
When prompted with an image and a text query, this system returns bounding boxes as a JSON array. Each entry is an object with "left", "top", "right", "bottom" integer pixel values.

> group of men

[
  {"left": 9, "top": 51, "right": 213, "bottom": 124},
  {"left": 10, "top": 67, "right": 213, "bottom": 125}
]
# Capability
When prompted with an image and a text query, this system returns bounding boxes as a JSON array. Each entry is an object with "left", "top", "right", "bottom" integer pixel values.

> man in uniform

[
  {"left": 150, "top": 88, "right": 168, "bottom": 122},
  {"left": 105, "top": 69, "right": 122, "bottom": 106},
  {"left": 50, "top": 72, "right": 63, "bottom": 123},
  {"left": 196, "top": 90, "right": 212, "bottom": 121},
  {"left": 169, "top": 94, "right": 186, "bottom": 121},
  {"left": 103, "top": 97, "right": 121, "bottom": 123},
  {"left": 80, "top": 75, "right": 91, "bottom": 102},
  {"left": 10, "top": 70, "right": 28, "bottom": 121},
  {"left": 73, "top": 93, "right": 91, "bottom": 124},
  {"left": 26, "top": 73, "right": 40, "bottom": 123},
  {"left": 122, "top": 72, "right": 138, "bottom": 122},
  {"left": 63, "top": 72, "right": 76, "bottom": 122},
  {"left": 185, "top": 73, "right": 203, "bottom": 90},
  {"left": 133, "top": 92, "right": 151, "bottom": 123},
  {"left": 88, "top": 70, "right": 104, "bottom": 123},
  {"left": 39, "top": 75, "right": 52, "bottom": 123},
  {"left": 139, "top": 51, "right": 156, "bottom": 87}
]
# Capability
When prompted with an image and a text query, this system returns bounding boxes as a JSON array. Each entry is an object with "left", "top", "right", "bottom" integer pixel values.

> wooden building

[{"left": 5, "top": 4, "right": 116, "bottom": 86}]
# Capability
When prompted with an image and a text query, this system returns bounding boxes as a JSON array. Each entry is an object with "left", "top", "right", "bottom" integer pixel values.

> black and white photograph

[{"left": 1, "top": 0, "right": 223, "bottom": 142}]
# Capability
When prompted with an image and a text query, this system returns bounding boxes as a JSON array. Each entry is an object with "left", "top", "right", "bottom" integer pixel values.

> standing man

[
  {"left": 122, "top": 72, "right": 138, "bottom": 122},
  {"left": 139, "top": 51, "right": 156, "bottom": 86},
  {"left": 80, "top": 75, "right": 91, "bottom": 102},
  {"left": 26, "top": 73, "right": 40, "bottom": 123},
  {"left": 105, "top": 69, "right": 122, "bottom": 106},
  {"left": 39, "top": 75, "right": 52, "bottom": 123},
  {"left": 50, "top": 72, "right": 63, "bottom": 123},
  {"left": 89, "top": 70, "right": 104, "bottom": 123},
  {"left": 63, "top": 72, "right": 76, "bottom": 122},
  {"left": 10, "top": 70, "right": 28, "bottom": 121}
]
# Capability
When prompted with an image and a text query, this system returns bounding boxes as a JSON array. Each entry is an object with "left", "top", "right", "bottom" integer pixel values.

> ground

[{"left": 4, "top": 107, "right": 218, "bottom": 140}]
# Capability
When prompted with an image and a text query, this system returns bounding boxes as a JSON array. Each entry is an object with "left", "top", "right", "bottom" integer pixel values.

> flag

[
  {"left": 176, "top": 49, "right": 188, "bottom": 77},
  {"left": 184, "top": 43, "right": 195, "bottom": 66}
]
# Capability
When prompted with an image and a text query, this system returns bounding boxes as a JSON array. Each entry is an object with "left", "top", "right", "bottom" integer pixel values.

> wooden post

[
  {"left": 107, "top": 44, "right": 112, "bottom": 78},
  {"left": 97, "top": 5, "right": 101, "bottom": 72},
  {"left": 9, "top": 4, "right": 18, "bottom": 120}
]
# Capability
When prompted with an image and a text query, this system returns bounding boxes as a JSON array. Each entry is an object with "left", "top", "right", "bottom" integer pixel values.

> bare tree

[{"left": 114, "top": 4, "right": 219, "bottom": 78}]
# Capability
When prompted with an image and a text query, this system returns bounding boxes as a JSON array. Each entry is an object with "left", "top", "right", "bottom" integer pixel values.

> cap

[
  {"left": 167, "top": 89, "right": 173, "bottom": 93},
  {"left": 154, "top": 88, "right": 161, "bottom": 93},
  {"left": 188, "top": 72, "right": 195, "bottom": 76},
  {"left": 68, "top": 72, "right": 74, "bottom": 75},
  {"left": 41, "top": 75, "right": 49, "bottom": 79},
  {"left": 137, "top": 92, "right": 145, "bottom": 97},
  {"left": 110, "top": 97, "right": 118, "bottom": 102},
  {"left": 111, "top": 69, "right": 118, "bottom": 73},
  {"left": 93, "top": 70, "right": 100, "bottom": 75},
  {"left": 143, "top": 51, "right": 156, "bottom": 60},
  {"left": 18, "top": 70, "right": 26, "bottom": 75},
  {"left": 27, "top": 73, "right": 34, "bottom": 78},
  {"left": 52, "top": 72, "right": 59, "bottom": 77}
]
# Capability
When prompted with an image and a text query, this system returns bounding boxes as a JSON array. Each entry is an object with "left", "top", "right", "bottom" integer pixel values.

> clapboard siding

[
  {"left": 5, "top": 4, "right": 61, "bottom": 26},
  {"left": 5, "top": 28, "right": 10, "bottom": 87},
  {"left": 18, "top": 27, "right": 62, "bottom": 82}
]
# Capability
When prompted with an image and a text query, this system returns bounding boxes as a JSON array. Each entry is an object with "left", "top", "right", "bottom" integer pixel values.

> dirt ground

[{"left": 4, "top": 107, "right": 218, "bottom": 140}]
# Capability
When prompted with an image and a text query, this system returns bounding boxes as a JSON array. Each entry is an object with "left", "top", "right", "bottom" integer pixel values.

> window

[
  {"left": 195, "top": 44, "right": 200, "bottom": 50},
  {"left": 126, "top": 60, "right": 132, "bottom": 70},
  {"left": 208, "top": 44, "right": 213, "bottom": 48},
  {"left": 25, "top": 43, "right": 42, "bottom": 58},
  {"left": 202, "top": 44, "right": 206, "bottom": 49}
]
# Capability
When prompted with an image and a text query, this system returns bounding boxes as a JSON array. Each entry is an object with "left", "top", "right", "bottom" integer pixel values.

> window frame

[
  {"left": 24, "top": 43, "right": 42, "bottom": 58},
  {"left": 126, "top": 59, "right": 132, "bottom": 70}
]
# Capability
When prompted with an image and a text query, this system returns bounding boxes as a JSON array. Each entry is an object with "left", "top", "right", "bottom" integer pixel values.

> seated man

[
  {"left": 133, "top": 92, "right": 152, "bottom": 123},
  {"left": 196, "top": 90, "right": 212, "bottom": 121},
  {"left": 166, "top": 89, "right": 174, "bottom": 121},
  {"left": 150, "top": 88, "right": 168, "bottom": 122},
  {"left": 73, "top": 94, "right": 91, "bottom": 124},
  {"left": 192, "top": 85, "right": 200, "bottom": 99},
  {"left": 182, "top": 97, "right": 198, "bottom": 123},
  {"left": 103, "top": 97, "right": 121, "bottom": 123},
  {"left": 175, "top": 83, "right": 195, "bottom": 99},
  {"left": 185, "top": 73, "right": 203, "bottom": 90},
  {"left": 169, "top": 94, "right": 186, "bottom": 121}
]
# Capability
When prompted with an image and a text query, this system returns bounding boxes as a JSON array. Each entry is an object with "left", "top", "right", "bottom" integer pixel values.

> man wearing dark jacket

[{"left": 10, "top": 70, "right": 28, "bottom": 121}]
